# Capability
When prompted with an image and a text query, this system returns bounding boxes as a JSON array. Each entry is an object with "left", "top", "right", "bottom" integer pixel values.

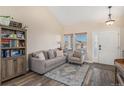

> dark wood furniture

[
  {"left": 114, "top": 59, "right": 124, "bottom": 85},
  {"left": 0, "top": 25, "right": 27, "bottom": 85}
]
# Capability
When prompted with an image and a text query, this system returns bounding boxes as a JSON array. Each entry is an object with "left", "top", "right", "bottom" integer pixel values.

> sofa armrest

[
  {"left": 80, "top": 54, "right": 85, "bottom": 63},
  {"left": 30, "top": 57, "right": 46, "bottom": 74}
]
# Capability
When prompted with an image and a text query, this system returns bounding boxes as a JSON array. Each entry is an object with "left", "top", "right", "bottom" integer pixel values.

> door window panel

[{"left": 64, "top": 34, "right": 73, "bottom": 51}]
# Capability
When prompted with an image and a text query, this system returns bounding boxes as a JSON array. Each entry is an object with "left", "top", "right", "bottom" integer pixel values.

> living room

[{"left": 0, "top": 6, "right": 124, "bottom": 87}]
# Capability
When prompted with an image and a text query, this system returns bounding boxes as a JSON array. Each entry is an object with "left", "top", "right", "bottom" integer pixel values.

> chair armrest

[
  {"left": 68, "top": 53, "right": 73, "bottom": 58},
  {"left": 63, "top": 53, "right": 67, "bottom": 56},
  {"left": 80, "top": 54, "right": 85, "bottom": 63}
]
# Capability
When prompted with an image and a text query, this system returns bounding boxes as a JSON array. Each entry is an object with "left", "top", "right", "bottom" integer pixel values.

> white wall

[{"left": 0, "top": 6, "right": 64, "bottom": 53}]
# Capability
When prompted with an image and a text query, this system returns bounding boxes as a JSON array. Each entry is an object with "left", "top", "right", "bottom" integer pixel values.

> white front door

[{"left": 92, "top": 31, "right": 120, "bottom": 65}]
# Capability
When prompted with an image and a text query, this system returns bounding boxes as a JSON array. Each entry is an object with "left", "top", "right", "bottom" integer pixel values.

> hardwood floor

[
  {"left": 2, "top": 63, "right": 115, "bottom": 86},
  {"left": 2, "top": 72, "right": 66, "bottom": 86},
  {"left": 83, "top": 63, "right": 115, "bottom": 86}
]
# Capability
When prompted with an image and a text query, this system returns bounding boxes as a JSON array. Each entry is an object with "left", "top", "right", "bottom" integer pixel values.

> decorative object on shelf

[
  {"left": 9, "top": 33, "right": 17, "bottom": 39},
  {"left": 9, "top": 21, "right": 22, "bottom": 28},
  {"left": 16, "top": 32, "right": 25, "bottom": 39},
  {"left": 23, "top": 25, "right": 28, "bottom": 29},
  {"left": 105, "top": 6, "right": 115, "bottom": 26},
  {"left": 0, "top": 16, "right": 13, "bottom": 26}
]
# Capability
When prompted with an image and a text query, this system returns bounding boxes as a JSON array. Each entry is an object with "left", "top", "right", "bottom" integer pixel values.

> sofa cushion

[
  {"left": 73, "top": 51, "right": 81, "bottom": 58},
  {"left": 56, "top": 49, "right": 64, "bottom": 57},
  {"left": 42, "top": 51, "right": 49, "bottom": 60},
  {"left": 46, "top": 56, "right": 66, "bottom": 66},
  {"left": 45, "top": 56, "right": 66, "bottom": 70},
  {"left": 38, "top": 52, "right": 45, "bottom": 60},
  {"left": 32, "top": 53, "right": 39, "bottom": 58},
  {"left": 69, "top": 56, "right": 81, "bottom": 62},
  {"left": 48, "top": 49, "right": 56, "bottom": 59},
  {"left": 32, "top": 51, "right": 42, "bottom": 58}
]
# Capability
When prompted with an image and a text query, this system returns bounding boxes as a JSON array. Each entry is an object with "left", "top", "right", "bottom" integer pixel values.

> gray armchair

[{"left": 68, "top": 50, "right": 85, "bottom": 65}]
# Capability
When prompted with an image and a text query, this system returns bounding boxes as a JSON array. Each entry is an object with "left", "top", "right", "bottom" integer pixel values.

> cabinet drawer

[
  {"left": 7, "top": 59, "right": 15, "bottom": 77},
  {"left": 1, "top": 59, "right": 7, "bottom": 79},
  {"left": 1, "top": 56, "right": 26, "bottom": 81}
]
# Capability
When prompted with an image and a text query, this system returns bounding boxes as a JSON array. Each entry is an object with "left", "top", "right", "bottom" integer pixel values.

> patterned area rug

[{"left": 45, "top": 63, "right": 89, "bottom": 86}]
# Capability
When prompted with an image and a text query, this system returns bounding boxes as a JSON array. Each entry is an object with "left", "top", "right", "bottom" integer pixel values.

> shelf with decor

[
  {"left": 0, "top": 23, "right": 27, "bottom": 85},
  {"left": 0, "top": 24, "right": 26, "bottom": 32}
]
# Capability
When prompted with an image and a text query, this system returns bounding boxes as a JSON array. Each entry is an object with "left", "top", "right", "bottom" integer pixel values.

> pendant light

[{"left": 105, "top": 6, "right": 115, "bottom": 26}]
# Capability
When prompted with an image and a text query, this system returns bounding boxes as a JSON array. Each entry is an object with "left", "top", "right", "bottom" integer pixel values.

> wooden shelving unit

[{"left": 0, "top": 25, "right": 27, "bottom": 85}]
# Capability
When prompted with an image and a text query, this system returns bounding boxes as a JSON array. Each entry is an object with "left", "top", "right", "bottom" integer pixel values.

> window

[
  {"left": 64, "top": 34, "right": 73, "bottom": 51},
  {"left": 63, "top": 33, "right": 87, "bottom": 53},
  {"left": 75, "top": 33, "right": 87, "bottom": 50}
]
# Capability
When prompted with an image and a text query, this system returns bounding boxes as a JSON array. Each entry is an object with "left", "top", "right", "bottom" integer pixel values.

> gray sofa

[{"left": 29, "top": 49, "right": 66, "bottom": 74}]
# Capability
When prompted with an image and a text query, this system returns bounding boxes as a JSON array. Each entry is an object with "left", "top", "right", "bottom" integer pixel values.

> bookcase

[{"left": 0, "top": 25, "right": 27, "bottom": 85}]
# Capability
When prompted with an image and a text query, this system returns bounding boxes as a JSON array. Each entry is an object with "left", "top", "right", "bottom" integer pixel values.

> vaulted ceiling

[{"left": 48, "top": 6, "right": 124, "bottom": 26}]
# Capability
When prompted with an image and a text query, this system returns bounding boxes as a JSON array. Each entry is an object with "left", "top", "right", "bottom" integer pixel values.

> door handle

[{"left": 99, "top": 45, "right": 102, "bottom": 50}]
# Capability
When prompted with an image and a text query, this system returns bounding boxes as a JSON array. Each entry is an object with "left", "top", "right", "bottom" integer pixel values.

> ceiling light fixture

[{"left": 105, "top": 6, "right": 115, "bottom": 26}]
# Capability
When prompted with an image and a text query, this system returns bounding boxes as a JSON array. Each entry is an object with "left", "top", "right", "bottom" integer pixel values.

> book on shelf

[
  {"left": 1, "top": 49, "right": 25, "bottom": 58},
  {"left": 1, "top": 39, "right": 10, "bottom": 48},
  {"left": 1, "top": 39, "right": 25, "bottom": 48},
  {"left": 11, "top": 49, "right": 25, "bottom": 57},
  {"left": 1, "top": 50, "right": 10, "bottom": 58}
]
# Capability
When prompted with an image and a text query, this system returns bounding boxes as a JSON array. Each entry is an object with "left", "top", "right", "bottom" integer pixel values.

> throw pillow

[
  {"left": 48, "top": 49, "right": 56, "bottom": 59},
  {"left": 38, "top": 52, "right": 45, "bottom": 60},
  {"left": 42, "top": 51, "right": 49, "bottom": 60},
  {"left": 73, "top": 51, "right": 81, "bottom": 58},
  {"left": 32, "top": 53, "right": 39, "bottom": 58},
  {"left": 56, "top": 49, "right": 64, "bottom": 57}
]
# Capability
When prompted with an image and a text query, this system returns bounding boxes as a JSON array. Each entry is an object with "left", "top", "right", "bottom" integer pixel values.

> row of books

[
  {"left": 1, "top": 39, "right": 25, "bottom": 48},
  {"left": 1, "top": 49, "right": 25, "bottom": 58}
]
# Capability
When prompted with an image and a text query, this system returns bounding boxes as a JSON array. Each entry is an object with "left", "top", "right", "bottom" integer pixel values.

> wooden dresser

[{"left": 114, "top": 59, "right": 124, "bottom": 86}]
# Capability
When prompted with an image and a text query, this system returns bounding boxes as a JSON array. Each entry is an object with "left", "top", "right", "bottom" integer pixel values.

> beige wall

[
  {"left": 0, "top": 7, "right": 64, "bottom": 53},
  {"left": 0, "top": 6, "right": 123, "bottom": 59},
  {"left": 120, "top": 28, "right": 124, "bottom": 50},
  {"left": 64, "top": 21, "right": 124, "bottom": 60}
]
